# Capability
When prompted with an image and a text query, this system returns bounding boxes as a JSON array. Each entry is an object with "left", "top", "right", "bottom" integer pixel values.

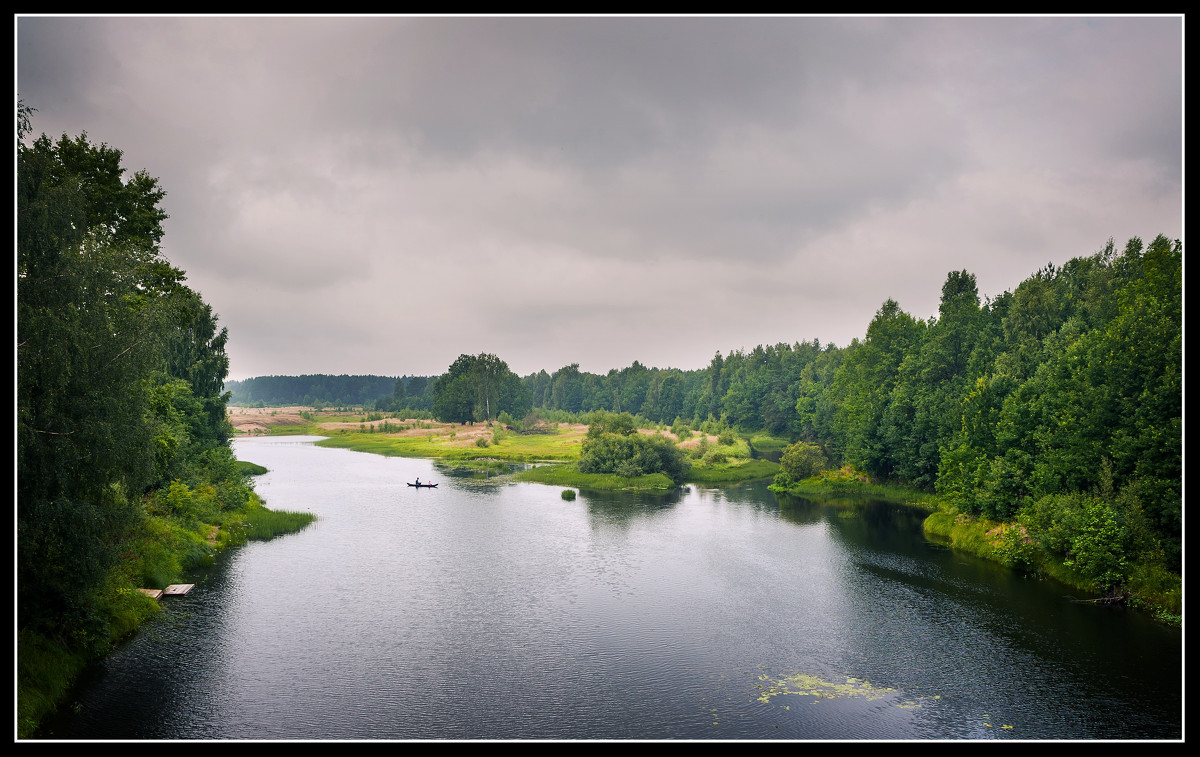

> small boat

[{"left": 407, "top": 482, "right": 438, "bottom": 488}]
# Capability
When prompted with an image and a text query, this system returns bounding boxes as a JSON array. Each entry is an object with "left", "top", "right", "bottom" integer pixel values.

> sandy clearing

[{"left": 227, "top": 407, "right": 592, "bottom": 443}]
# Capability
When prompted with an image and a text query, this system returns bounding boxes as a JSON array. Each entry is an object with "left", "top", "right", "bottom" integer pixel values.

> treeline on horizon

[
  {"left": 226, "top": 374, "right": 400, "bottom": 407},
  {"left": 241, "top": 234, "right": 1182, "bottom": 573}
]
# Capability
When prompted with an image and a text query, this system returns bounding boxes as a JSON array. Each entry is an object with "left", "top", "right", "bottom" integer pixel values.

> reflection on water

[{"left": 39, "top": 436, "right": 1182, "bottom": 741}]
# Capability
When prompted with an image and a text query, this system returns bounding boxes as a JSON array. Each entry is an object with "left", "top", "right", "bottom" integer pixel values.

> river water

[{"left": 40, "top": 436, "right": 1182, "bottom": 741}]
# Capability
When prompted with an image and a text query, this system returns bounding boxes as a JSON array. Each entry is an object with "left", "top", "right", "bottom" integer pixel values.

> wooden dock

[{"left": 138, "top": 583, "right": 196, "bottom": 600}]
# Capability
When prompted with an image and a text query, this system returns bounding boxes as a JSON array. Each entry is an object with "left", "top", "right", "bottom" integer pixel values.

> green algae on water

[{"left": 755, "top": 672, "right": 937, "bottom": 712}]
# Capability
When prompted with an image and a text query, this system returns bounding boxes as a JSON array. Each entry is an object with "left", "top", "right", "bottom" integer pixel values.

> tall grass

[
  {"left": 238, "top": 501, "right": 317, "bottom": 541},
  {"left": 778, "top": 477, "right": 942, "bottom": 511},
  {"left": 516, "top": 463, "right": 675, "bottom": 491},
  {"left": 685, "top": 459, "right": 779, "bottom": 483},
  {"left": 235, "top": 460, "right": 268, "bottom": 476},
  {"left": 17, "top": 631, "right": 87, "bottom": 739},
  {"left": 748, "top": 434, "right": 789, "bottom": 454}
]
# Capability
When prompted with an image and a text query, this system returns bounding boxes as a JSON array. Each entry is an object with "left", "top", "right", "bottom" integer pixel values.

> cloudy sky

[{"left": 16, "top": 15, "right": 1183, "bottom": 381}]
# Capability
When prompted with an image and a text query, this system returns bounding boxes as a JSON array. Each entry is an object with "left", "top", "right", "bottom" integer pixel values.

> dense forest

[
  {"left": 398, "top": 236, "right": 1182, "bottom": 587},
  {"left": 17, "top": 105, "right": 314, "bottom": 737}
]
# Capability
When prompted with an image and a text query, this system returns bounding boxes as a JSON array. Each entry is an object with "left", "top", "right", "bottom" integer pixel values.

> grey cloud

[{"left": 17, "top": 15, "right": 1181, "bottom": 382}]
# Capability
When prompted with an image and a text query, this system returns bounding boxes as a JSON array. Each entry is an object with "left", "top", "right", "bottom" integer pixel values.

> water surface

[{"left": 42, "top": 436, "right": 1182, "bottom": 740}]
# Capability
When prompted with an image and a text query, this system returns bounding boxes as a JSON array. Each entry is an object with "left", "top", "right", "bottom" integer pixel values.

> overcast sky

[{"left": 16, "top": 15, "right": 1183, "bottom": 381}]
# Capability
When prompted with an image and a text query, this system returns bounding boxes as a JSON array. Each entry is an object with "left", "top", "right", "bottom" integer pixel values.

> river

[{"left": 40, "top": 435, "right": 1182, "bottom": 740}]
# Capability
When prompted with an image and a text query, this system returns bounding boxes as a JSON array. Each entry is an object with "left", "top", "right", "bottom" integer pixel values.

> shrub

[
  {"left": 703, "top": 449, "right": 728, "bottom": 465},
  {"left": 586, "top": 410, "right": 639, "bottom": 438},
  {"left": 779, "top": 441, "right": 828, "bottom": 481},
  {"left": 670, "top": 417, "right": 693, "bottom": 441},
  {"left": 578, "top": 430, "right": 690, "bottom": 484},
  {"left": 1021, "top": 493, "right": 1130, "bottom": 591},
  {"left": 993, "top": 523, "right": 1038, "bottom": 573}
]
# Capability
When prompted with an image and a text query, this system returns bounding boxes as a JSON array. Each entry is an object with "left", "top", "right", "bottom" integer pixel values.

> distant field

[{"left": 315, "top": 421, "right": 589, "bottom": 462}]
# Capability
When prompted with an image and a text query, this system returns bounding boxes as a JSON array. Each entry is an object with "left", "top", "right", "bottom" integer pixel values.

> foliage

[
  {"left": 515, "top": 463, "right": 676, "bottom": 491},
  {"left": 776, "top": 441, "right": 829, "bottom": 484},
  {"left": 703, "top": 449, "right": 729, "bottom": 465},
  {"left": 16, "top": 108, "right": 316, "bottom": 737},
  {"left": 685, "top": 458, "right": 780, "bottom": 484},
  {"left": 1020, "top": 492, "right": 1131, "bottom": 591},
  {"left": 17, "top": 630, "right": 87, "bottom": 740},
  {"left": 577, "top": 430, "right": 691, "bottom": 484},
  {"left": 433, "top": 353, "right": 531, "bottom": 424},
  {"left": 585, "top": 410, "right": 640, "bottom": 438},
  {"left": 19, "top": 126, "right": 177, "bottom": 636},
  {"left": 992, "top": 523, "right": 1039, "bottom": 573},
  {"left": 575, "top": 413, "right": 691, "bottom": 484},
  {"left": 670, "top": 418, "right": 693, "bottom": 441}
]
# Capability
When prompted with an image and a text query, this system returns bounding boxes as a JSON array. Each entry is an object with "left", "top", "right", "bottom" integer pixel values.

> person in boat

[{"left": 416, "top": 477, "right": 420, "bottom": 486}]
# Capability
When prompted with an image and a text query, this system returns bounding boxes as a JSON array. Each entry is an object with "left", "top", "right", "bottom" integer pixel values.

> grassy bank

[
  {"left": 770, "top": 466, "right": 941, "bottom": 511},
  {"left": 516, "top": 463, "right": 676, "bottom": 491},
  {"left": 774, "top": 467, "right": 1179, "bottom": 623},
  {"left": 685, "top": 458, "right": 780, "bottom": 484},
  {"left": 923, "top": 509, "right": 1182, "bottom": 622},
  {"left": 747, "top": 434, "right": 790, "bottom": 457},
  {"left": 775, "top": 479, "right": 942, "bottom": 511},
  {"left": 18, "top": 463, "right": 315, "bottom": 739},
  {"left": 236, "top": 410, "right": 781, "bottom": 486}
]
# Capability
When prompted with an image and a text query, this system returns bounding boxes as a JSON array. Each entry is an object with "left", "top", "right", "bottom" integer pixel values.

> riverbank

[
  {"left": 922, "top": 508, "right": 1181, "bottom": 623},
  {"left": 239, "top": 411, "right": 1180, "bottom": 623},
  {"left": 772, "top": 474, "right": 1181, "bottom": 624},
  {"left": 18, "top": 477, "right": 315, "bottom": 739}
]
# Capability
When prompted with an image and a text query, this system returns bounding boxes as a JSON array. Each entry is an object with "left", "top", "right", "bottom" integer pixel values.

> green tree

[
  {"left": 549, "top": 363, "right": 585, "bottom": 413},
  {"left": 586, "top": 410, "right": 639, "bottom": 437},
  {"left": 432, "top": 353, "right": 531, "bottom": 424},
  {"left": 1021, "top": 492, "right": 1130, "bottom": 592},
  {"left": 432, "top": 354, "right": 479, "bottom": 423},
  {"left": 18, "top": 125, "right": 183, "bottom": 636},
  {"left": 879, "top": 271, "right": 985, "bottom": 489},
  {"left": 827, "top": 299, "right": 925, "bottom": 478}
]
